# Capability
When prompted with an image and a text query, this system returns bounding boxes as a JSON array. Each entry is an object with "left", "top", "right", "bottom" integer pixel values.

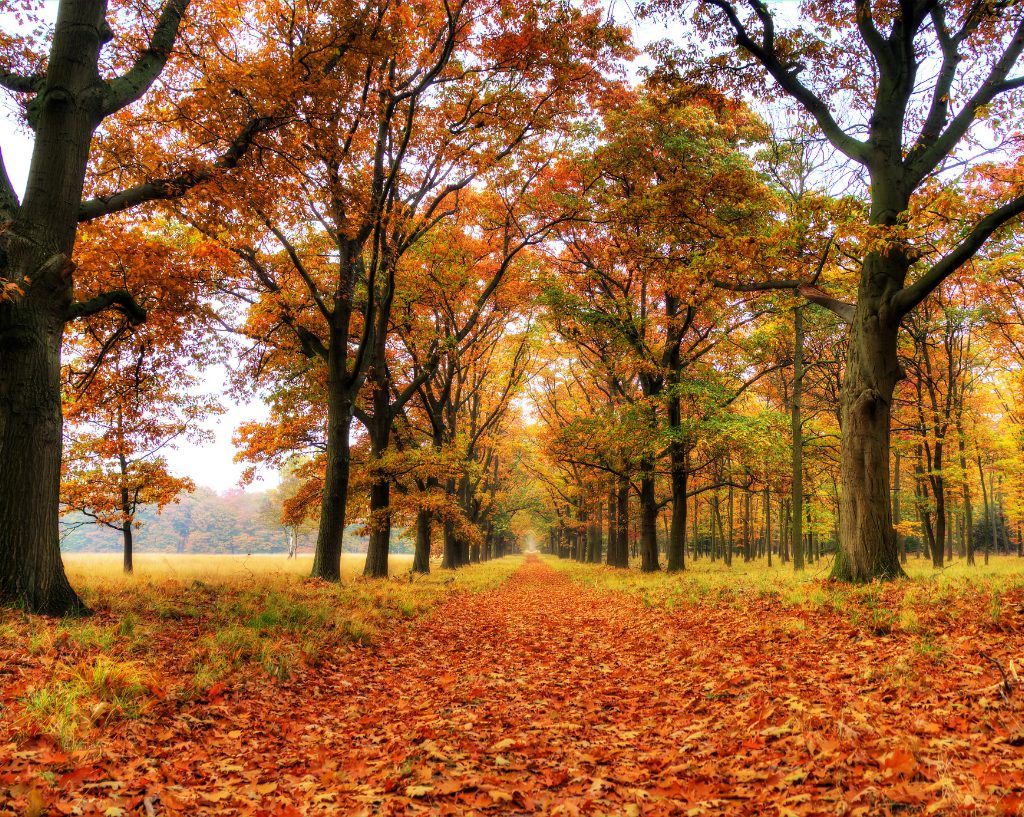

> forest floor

[{"left": 2, "top": 554, "right": 1024, "bottom": 816}]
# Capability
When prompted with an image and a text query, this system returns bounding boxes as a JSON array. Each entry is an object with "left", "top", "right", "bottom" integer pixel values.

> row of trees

[{"left": 4, "top": 0, "right": 1024, "bottom": 613}]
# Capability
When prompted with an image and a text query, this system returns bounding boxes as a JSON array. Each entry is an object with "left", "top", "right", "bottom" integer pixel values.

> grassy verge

[
  {"left": 0, "top": 554, "right": 522, "bottom": 749},
  {"left": 546, "top": 553, "right": 1024, "bottom": 671}
]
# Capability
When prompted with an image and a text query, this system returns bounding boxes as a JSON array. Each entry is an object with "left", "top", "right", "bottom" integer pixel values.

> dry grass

[{"left": 62, "top": 551, "right": 412, "bottom": 581}]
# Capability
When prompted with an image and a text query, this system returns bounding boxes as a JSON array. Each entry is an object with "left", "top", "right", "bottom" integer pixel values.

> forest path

[
  {"left": 285, "top": 554, "right": 885, "bottom": 815},
  {"left": 12, "top": 555, "right": 1022, "bottom": 816}
]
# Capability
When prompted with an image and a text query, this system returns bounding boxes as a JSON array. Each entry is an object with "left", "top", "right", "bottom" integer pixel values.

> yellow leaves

[
  {"left": 404, "top": 784, "right": 434, "bottom": 797},
  {"left": 489, "top": 737, "right": 517, "bottom": 752}
]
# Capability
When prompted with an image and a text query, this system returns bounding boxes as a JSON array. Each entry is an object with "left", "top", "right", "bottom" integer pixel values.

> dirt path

[{"left": 5, "top": 555, "right": 1023, "bottom": 816}]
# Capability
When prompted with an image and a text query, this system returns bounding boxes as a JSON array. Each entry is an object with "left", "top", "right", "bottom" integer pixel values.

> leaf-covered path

[
  {"left": 4, "top": 555, "right": 1024, "bottom": 816},
  {"left": 294, "top": 556, "right": 1024, "bottom": 816}
]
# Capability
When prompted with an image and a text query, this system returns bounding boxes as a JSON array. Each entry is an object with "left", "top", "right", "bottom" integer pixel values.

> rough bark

[
  {"left": 639, "top": 468, "right": 659, "bottom": 572},
  {"left": 413, "top": 507, "right": 431, "bottom": 573},
  {"left": 0, "top": 0, "right": 114, "bottom": 614},
  {"left": 311, "top": 330, "right": 353, "bottom": 581},
  {"left": 830, "top": 264, "right": 907, "bottom": 582},
  {"left": 791, "top": 305, "right": 805, "bottom": 572}
]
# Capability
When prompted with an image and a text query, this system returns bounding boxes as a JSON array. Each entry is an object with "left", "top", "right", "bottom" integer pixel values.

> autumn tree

[
  {"left": 172, "top": 0, "right": 627, "bottom": 581},
  {"left": 649, "top": 0, "right": 1024, "bottom": 580},
  {"left": 0, "top": 0, "right": 273, "bottom": 613},
  {"left": 61, "top": 222, "right": 221, "bottom": 573}
]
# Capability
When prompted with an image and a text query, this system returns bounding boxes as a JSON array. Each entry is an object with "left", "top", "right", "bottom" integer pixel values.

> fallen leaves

[{"left": 2, "top": 555, "right": 1024, "bottom": 815}]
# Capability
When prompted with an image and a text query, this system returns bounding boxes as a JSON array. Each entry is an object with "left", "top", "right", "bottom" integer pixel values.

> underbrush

[{"left": 1, "top": 555, "right": 522, "bottom": 748}]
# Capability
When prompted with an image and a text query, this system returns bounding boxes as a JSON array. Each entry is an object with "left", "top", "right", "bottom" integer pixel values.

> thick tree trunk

[
  {"left": 610, "top": 477, "right": 629, "bottom": 567},
  {"left": 364, "top": 478, "right": 391, "bottom": 578},
  {"left": 442, "top": 519, "right": 460, "bottom": 568},
  {"left": 667, "top": 455, "right": 688, "bottom": 572},
  {"left": 0, "top": 313, "right": 82, "bottom": 611},
  {"left": 413, "top": 507, "right": 431, "bottom": 573},
  {"left": 639, "top": 469, "right": 659, "bottom": 572},
  {"left": 0, "top": 0, "right": 114, "bottom": 615},
  {"left": 311, "top": 332, "right": 353, "bottom": 581},
  {"left": 830, "top": 292, "right": 907, "bottom": 582}
]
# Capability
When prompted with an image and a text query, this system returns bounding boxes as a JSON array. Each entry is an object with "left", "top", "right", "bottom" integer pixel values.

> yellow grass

[
  {"left": 545, "top": 553, "right": 1024, "bottom": 619},
  {"left": 62, "top": 552, "right": 413, "bottom": 582}
]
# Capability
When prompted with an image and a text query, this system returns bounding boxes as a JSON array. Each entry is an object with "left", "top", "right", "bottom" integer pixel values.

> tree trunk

[
  {"left": 312, "top": 327, "right": 353, "bottom": 581},
  {"left": 364, "top": 477, "right": 390, "bottom": 577},
  {"left": 639, "top": 468, "right": 659, "bottom": 572},
  {"left": 0, "top": 0, "right": 115, "bottom": 615},
  {"left": 591, "top": 497, "right": 603, "bottom": 563},
  {"left": 791, "top": 305, "right": 805, "bottom": 572},
  {"left": 611, "top": 476, "right": 629, "bottom": 567},
  {"left": 830, "top": 294, "right": 906, "bottom": 582},
  {"left": 413, "top": 507, "right": 431, "bottom": 573},
  {"left": 667, "top": 457, "right": 688, "bottom": 572}
]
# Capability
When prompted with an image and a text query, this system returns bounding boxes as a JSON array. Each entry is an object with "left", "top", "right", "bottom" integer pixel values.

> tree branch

[
  {"left": 0, "top": 147, "right": 19, "bottom": 216},
  {"left": 78, "top": 114, "right": 277, "bottom": 222},
  {"left": 893, "top": 192, "right": 1024, "bottom": 316},
  {"left": 66, "top": 290, "right": 147, "bottom": 324},
  {"left": 906, "top": 13, "right": 1024, "bottom": 185},
  {"left": 102, "top": 0, "right": 191, "bottom": 116},
  {"left": 701, "top": 0, "right": 870, "bottom": 163},
  {"left": 797, "top": 283, "right": 855, "bottom": 321},
  {"left": 0, "top": 69, "right": 42, "bottom": 94}
]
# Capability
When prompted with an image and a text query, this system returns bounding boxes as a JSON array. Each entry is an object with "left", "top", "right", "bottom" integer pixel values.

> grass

[
  {"left": 61, "top": 551, "right": 405, "bottom": 581},
  {"left": 2, "top": 553, "right": 523, "bottom": 748},
  {"left": 546, "top": 552, "right": 1024, "bottom": 685},
  {"left": 546, "top": 552, "right": 1024, "bottom": 606}
]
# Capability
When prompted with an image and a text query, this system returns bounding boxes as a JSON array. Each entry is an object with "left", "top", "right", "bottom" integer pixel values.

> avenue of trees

[{"left": 3, "top": 0, "right": 1024, "bottom": 613}]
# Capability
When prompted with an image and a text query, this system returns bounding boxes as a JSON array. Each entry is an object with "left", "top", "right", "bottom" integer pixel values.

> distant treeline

[{"left": 60, "top": 487, "right": 413, "bottom": 555}]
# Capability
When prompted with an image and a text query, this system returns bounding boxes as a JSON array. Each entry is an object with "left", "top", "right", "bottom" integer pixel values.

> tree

[
  {"left": 652, "top": 0, "right": 1024, "bottom": 580},
  {"left": 61, "top": 225, "right": 221, "bottom": 573},
  {"left": 0, "top": 0, "right": 269, "bottom": 613},
  {"left": 179, "top": 0, "right": 627, "bottom": 581}
]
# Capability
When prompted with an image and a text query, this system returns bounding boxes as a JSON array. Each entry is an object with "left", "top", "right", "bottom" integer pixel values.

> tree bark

[
  {"left": 0, "top": 0, "right": 121, "bottom": 614},
  {"left": 667, "top": 451, "right": 688, "bottom": 572},
  {"left": 610, "top": 476, "right": 629, "bottom": 567},
  {"left": 311, "top": 328, "right": 353, "bottom": 581},
  {"left": 413, "top": 507, "right": 431, "bottom": 573},
  {"left": 639, "top": 468, "right": 659, "bottom": 572},
  {"left": 830, "top": 281, "right": 907, "bottom": 582},
  {"left": 791, "top": 305, "right": 805, "bottom": 572}
]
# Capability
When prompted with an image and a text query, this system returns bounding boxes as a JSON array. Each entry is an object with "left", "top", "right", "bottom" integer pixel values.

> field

[
  {"left": 2, "top": 553, "right": 1024, "bottom": 816},
  {"left": 61, "top": 552, "right": 412, "bottom": 583}
]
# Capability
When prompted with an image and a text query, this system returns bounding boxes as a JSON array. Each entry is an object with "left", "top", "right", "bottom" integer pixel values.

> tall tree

[
  {"left": 653, "top": 0, "right": 1024, "bottom": 580},
  {"left": 0, "top": 0, "right": 270, "bottom": 613}
]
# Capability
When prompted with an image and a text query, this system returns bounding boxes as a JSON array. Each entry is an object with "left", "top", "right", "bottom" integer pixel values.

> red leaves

[{"left": 3, "top": 556, "right": 1024, "bottom": 815}]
